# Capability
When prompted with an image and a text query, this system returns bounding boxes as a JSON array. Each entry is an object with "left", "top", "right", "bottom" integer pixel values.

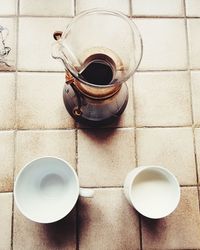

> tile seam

[
  {"left": 15, "top": 69, "right": 199, "bottom": 73},
  {"left": 7, "top": 128, "right": 77, "bottom": 131},
  {"left": 129, "top": 0, "right": 132, "bottom": 18},
  {"left": 3, "top": 125, "right": 200, "bottom": 131},
  {"left": 75, "top": 84, "right": 79, "bottom": 250},
  {"left": 17, "top": 69, "right": 189, "bottom": 73},
  {"left": 183, "top": 0, "right": 200, "bottom": 213},
  {"left": 136, "top": 69, "right": 188, "bottom": 72},
  {"left": 17, "top": 70, "right": 65, "bottom": 73},
  {"left": 75, "top": 128, "right": 79, "bottom": 250},
  {"left": 0, "top": 184, "right": 199, "bottom": 194},
  {"left": 12, "top": 15, "right": 75, "bottom": 18},
  {"left": 132, "top": 15, "right": 185, "bottom": 18},
  {"left": 74, "top": 0, "right": 76, "bottom": 16},
  {"left": 0, "top": 15, "right": 199, "bottom": 19},
  {"left": 10, "top": 129, "right": 17, "bottom": 250},
  {"left": 136, "top": 125, "right": 192, "bottom": 129},
  {"left": 76, "top": 204, "right": 79, "bottom": 250},
  {"left": 11, "top": 0, "right": 20, "bottom": 248},
  {"left": 132, "top": 74, "right": 143, "bottom": 250}
]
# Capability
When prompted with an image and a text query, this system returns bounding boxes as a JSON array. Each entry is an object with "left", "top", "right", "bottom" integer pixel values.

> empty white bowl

[
  {"left": 14, "top": 156, "right": 80, "bottom": 223},
  {"left": 124, "top": 166, "right": 181, "bottom": 219}
]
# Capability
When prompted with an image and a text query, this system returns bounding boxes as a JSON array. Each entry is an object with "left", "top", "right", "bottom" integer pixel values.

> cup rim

[
  {"left": 14, "top": 156, "right": 80, "bottom": 223},
  {"left": 128, "top": 165, "right": 181, "bottom": 219}
]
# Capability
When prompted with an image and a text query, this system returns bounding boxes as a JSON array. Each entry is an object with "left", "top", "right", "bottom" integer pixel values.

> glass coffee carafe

[{"left": 52, "top": 9, "right": 142, "bottom": 126}]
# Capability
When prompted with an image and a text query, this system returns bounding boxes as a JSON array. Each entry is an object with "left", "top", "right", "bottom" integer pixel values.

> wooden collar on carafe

[{"left": 65, "top": 70, "right": 121, "bottom": 99}]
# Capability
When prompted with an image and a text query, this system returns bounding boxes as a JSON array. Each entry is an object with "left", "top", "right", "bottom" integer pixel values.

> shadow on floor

[{"left": 43, "top": 207, "right": 76, "bottom": 249}]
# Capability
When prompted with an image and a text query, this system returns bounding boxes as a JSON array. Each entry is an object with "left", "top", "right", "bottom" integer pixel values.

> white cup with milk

[{"left": 123, "top": 165, "right": 180, "bottom": 219}]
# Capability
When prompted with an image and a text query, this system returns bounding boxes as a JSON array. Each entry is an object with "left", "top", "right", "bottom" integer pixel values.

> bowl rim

[{"left": 14, "top": 156, "right": 80, "bottom": 223}]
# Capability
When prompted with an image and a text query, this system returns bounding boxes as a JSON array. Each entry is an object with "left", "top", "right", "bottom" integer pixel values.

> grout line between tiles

[
  {"left": 0, "top": 184, "right": 199, "bottom": 194},
  {"left": 16, "top": 70, "right": 65, "bottom": 73},
  {"left": 181, "top": 184, "right": 200, "bottom": 187},
  {"left": 75, "top": 121, "right": 79, "bottom": 249},
  {"left": 183, "top": 0, "right": 200, "bottom": 213},
  {"left": 129, "top": 0, "right": 132, "bottom": 18},
  {"left": 75, "top": 127, "right": 134, "bottom": 131},
  {"left": 136, "top": 125, "right": 192, "bottom": 129},
  {"left": 2, "top": 125, "right": 200, "bottom": 132},
  {"left": 10, "top": 193, "right": 14, "bottom": 250},
  {"left": 75, "top": 129, "right": 78, "bottom": 173},
  {"left": 76, "top": 204, "right": 79, "bottom": 250},
  {"left": 74, "top": 0, "right": 76, "bottom": 16},
  {"left": 11, "top": 1, "right": 20, "bottom": 248},
  {"left": 0, "top": 15, "right": 199, "bottom": 19},
  {"left": 138, "top": 214, "right": 143, "bottom": 250},
  {"left": 14, "top": 69, "right": 200, "bottom": 74},
  {"left": 2, "top": 125, "right": 199, "bottom": 131},
  {"left": 78, "top": 186, "right": 123, "bottom": 189},
  {"left": 132, "top": 74, "right": 143, "bottom": 250},
  {"left": 132, "top": 15, "right": 187, "bottom": 19},
  {"left": 16, "top": 15, "right": 74, "bottom": 18},
  {"left": 136, "top": 69, "right": 188, "bottom": 73},
  {"left": 131, "top": 76, "right": 138, "bottom": 167},
  {"left": 0, "top": 15, "right": 17, "bottom": 18},
  {"left": 10, "top": 130, "right": 17, "bottom": 250},
  {"left": 8, "top": 128, "right": 76, "bottom": 131},
  {"left": 15, "top": 69, "right": 189, "bottom": 73}
]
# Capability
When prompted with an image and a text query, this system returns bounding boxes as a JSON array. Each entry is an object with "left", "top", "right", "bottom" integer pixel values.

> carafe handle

[{"left": 51, "top": 31, "right": 63, "bottom": 60}]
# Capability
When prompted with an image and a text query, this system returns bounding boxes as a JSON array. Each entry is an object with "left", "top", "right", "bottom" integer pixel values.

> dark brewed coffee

[{"left": 80, "top": 59, "right": 114, "bottom": 86}]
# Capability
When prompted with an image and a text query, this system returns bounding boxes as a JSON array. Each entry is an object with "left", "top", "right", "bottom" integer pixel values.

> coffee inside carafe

[{"left": 79, "top": 54, "right": 116, "bottom": 86}]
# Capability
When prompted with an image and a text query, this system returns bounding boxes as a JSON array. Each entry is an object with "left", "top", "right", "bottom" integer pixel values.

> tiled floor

[{"left": 0, "top": 1, "right": 200, "bottom": 250}]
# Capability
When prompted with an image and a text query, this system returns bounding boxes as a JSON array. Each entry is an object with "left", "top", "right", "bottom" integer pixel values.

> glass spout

[{"left": 52, "top": 31, "right": 80, "bottom": 75}]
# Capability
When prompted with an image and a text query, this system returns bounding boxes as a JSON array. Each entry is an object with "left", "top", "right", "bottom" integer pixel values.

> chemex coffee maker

[{"left": 52, "top": 9, "right": 142, "bottom": 126}]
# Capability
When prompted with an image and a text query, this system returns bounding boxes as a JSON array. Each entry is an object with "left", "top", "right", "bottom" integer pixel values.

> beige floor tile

[
  {"left": 194, "top": 128, "right": 200, "bottom": 178},
  {"left": 133, "top": 18, "right": 187, "bottom": 70},
  {"left": 78, "top": 188, "right": 140, "bottom": 250},
  {"left": 20, "top": 0, "right": 74, "bottom": 16},
  {"left": 187, "top": 19, "right": 200, "bottom": 69},
  {"left": 191, "top": 71, "right": 200, "bottom": 125},
  {"left": 134, "top": 71, "right": 192, "bottom": 126},
  {"left": 132, "top": 0, "right": 184, "bottom": 17},
  {"left": 78, "top": 128, "right": 135, "bottom": 187},
  {"left": 16, "top": 72, "right": 74, "bottom": 129},
  {"left": 142, "top": 187, "right": 200, "bottom": 249},
  {"left": 13, "top": 205, "right": 76, "bottom": 250},
  {"left": 18, "top": 17, "right": 72, "bottom": 71},
  {"left": 0, "top": 131, "right": 15, "bottom": 192},
  {"left": 0, "top": 18, "right": 16, "bottom": 71},
  {"left": 0, "top": 0, "right": 17, "bottom": 15},
  {"left": 137, "top": 128, "right": 196, "bottom": 185},
  {"left": 0, "top": 73, "right": 15, "bottom": 129},
  {"left": 186, "top": 0, "right": 200, "bottom": 17},
  {"left": 76, "top": 0, "right": 130, "bottom": 16},
  {"left": 0, "top": 193, "right": 12, "bottom": 250},
  {"left": 15, "top": 130, "right": 76, "bottom": 175}
]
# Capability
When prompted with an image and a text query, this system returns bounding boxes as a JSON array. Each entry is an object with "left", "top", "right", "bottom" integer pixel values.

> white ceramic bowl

[
  {"left": 14, "top": 156, "right": 80, "bottom": 223},
  {"left": 124, "top": 166, "right": 181, "bottom": 219}
]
